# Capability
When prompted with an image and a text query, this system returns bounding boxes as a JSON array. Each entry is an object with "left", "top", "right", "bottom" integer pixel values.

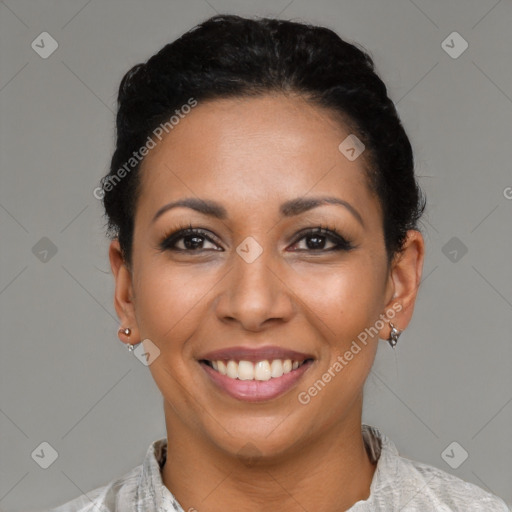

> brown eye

[
  {"left": 160, "top": 228, "right": 222, "bottom": 252},
  {"left": 290, "top": 227, "right": 354, "bottom": 252}
]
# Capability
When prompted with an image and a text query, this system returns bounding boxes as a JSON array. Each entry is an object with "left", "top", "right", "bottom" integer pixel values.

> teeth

[
  {"left": 254, "top": 361, "right": 271, "bottom": 381},
  {"left": 208, "top": 358, "right": 306, "bottom": 380},
  {"left": 238, "top": 360, "right": 254, "bottom": 380},
  {"left": 226, "top": 360, "right": 238, "bottom": 379},
  {"left": 270, "top": 359, "right": 284, "bottom": 378},
  {"left": 217, "top": 360, "right": 227, "bottom": 375}
]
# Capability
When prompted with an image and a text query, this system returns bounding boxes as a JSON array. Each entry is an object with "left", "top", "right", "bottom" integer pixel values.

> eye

[
  {"left": 159, "top": 224, "right": 354, "bottom": 253},
  {"left": 289, "top": 226, "right": 354, "bottom": 252},
  {"left": 159, "top": 226, "right": 222, "bottom": 252}
]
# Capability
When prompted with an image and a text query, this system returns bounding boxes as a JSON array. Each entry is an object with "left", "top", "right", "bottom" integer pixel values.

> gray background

[{"left": 1, "top": 0, "right": 511, "bottom": 510}]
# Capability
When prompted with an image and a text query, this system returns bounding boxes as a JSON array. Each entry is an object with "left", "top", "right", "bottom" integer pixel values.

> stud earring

[
  {"left": 387, "top": 322, "right": 402, "bottom": 349},
  {"left": 118, "top": 327, "right": 134, "bottom": 351}
]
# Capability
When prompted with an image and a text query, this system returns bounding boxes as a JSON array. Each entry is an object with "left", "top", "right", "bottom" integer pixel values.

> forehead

[{"left": 136, "top": 94, "right": 380, "bottom": 225}]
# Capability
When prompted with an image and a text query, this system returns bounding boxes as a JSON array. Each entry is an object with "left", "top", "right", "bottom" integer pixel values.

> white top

[{"left": 45, "top": 424, "right": 510, "bottom": 511}]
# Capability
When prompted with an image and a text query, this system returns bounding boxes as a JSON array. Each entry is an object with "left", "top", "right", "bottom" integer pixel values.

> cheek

[
  {"left": 291, "top": 257, "right": 386, "bottom": 338},
  {"left": 133, "top": 258, "right": 219, "bottom": 349},
  {"left": 132, "top": 262, "right": 211, "bottom": 407}
]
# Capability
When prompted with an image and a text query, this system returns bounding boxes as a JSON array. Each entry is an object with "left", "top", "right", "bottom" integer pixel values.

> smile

[
  {"left": 204, "top": 358, "right": 310, "bottom": 381},
  {"left": 198, "top": 346, "right": 315, "bottom": 402}
]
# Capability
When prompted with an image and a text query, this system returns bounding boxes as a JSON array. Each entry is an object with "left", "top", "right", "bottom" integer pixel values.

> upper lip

[{"left": 199, "top": 346, "right": 315, "bottom": 363}]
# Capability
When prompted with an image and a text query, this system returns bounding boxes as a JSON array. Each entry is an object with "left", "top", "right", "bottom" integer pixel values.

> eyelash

[{"left": 158, "top": 222, "right": 355, "bottom": 253}]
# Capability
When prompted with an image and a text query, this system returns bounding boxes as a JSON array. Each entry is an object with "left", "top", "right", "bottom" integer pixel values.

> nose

[{"left": 214, "top": 248, "right": 295, "bottom": 332}]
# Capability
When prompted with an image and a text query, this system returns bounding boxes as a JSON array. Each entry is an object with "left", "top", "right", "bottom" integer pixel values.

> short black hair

[{"left": 101, "top": 14, "right": 425, "bottom": 266}]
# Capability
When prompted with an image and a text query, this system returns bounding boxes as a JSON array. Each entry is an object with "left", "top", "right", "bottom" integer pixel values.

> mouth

[
  {"left": 198, "top": 346, "right": 315, "bottom": 402},
  {"left": 200, "top": 358, "right": 312, "bottom": 381}
]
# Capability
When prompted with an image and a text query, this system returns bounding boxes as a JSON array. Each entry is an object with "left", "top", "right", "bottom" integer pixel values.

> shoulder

[
  {"left": 361, "top": 425, "right": 510, "bottom": 511},
  {"left": 42, "top": 464, "right": 142, "bottom": 512},
  {"left": 41, "top": 437, "right": 169, "bottom": 512},
  {"left": 394, "top": 454, "right": 510, "bottom": 511}
]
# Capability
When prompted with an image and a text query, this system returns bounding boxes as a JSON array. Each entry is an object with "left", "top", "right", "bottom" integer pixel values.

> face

[{"left": 110, "top": 93, "right": 424, "bottom": 460}]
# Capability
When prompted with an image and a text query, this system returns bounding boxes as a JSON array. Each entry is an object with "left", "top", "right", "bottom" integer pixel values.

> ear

[
  {"left": 379, "top": 230, "right": 425, "bottom": 340},
  {"left": 109, "top": 240, "right": 140, "bottom": 345}
]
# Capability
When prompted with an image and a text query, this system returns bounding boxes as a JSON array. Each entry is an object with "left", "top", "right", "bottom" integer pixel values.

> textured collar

[{"left": 51, "top": 422, "right": 508, "bottom": 510}]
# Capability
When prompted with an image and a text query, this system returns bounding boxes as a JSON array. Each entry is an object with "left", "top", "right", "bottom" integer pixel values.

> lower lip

[{"left": 200, "top": 361, "right": 313, "bottom": 402}]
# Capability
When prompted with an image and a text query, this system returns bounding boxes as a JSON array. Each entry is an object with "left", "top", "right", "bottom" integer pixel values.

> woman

[{"left": 49, "top": 14, "right": 509, "bottom": 512}]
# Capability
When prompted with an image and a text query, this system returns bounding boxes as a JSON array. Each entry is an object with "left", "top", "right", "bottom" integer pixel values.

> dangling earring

[
  {"left": 387, "top": 322, "right": 402, "bottom": 348},
  {"left": 118, "top": 327, "right": 134, "bottom": 351}
]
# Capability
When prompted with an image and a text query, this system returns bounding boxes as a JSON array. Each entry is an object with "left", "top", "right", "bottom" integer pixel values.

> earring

[
  {"left": 118, "top": 327, "right": 134, "bottom": 351},
  {"left": 387, "top": 322, "right": 402, "bottom": 349}
]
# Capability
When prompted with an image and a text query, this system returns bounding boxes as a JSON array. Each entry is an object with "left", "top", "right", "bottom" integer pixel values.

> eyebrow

[{"left": 152, "top": 195, "right": 364, "bottom": 226}]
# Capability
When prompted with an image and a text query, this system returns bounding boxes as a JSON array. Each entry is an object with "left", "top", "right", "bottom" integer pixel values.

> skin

[{"left": 109, "top": 93, "right": 424, "bottom": 512}]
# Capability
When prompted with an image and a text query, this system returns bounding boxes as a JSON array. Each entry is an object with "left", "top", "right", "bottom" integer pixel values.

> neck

[{"left": 161, "top": 398, "right": 377, "bottom": 512}]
